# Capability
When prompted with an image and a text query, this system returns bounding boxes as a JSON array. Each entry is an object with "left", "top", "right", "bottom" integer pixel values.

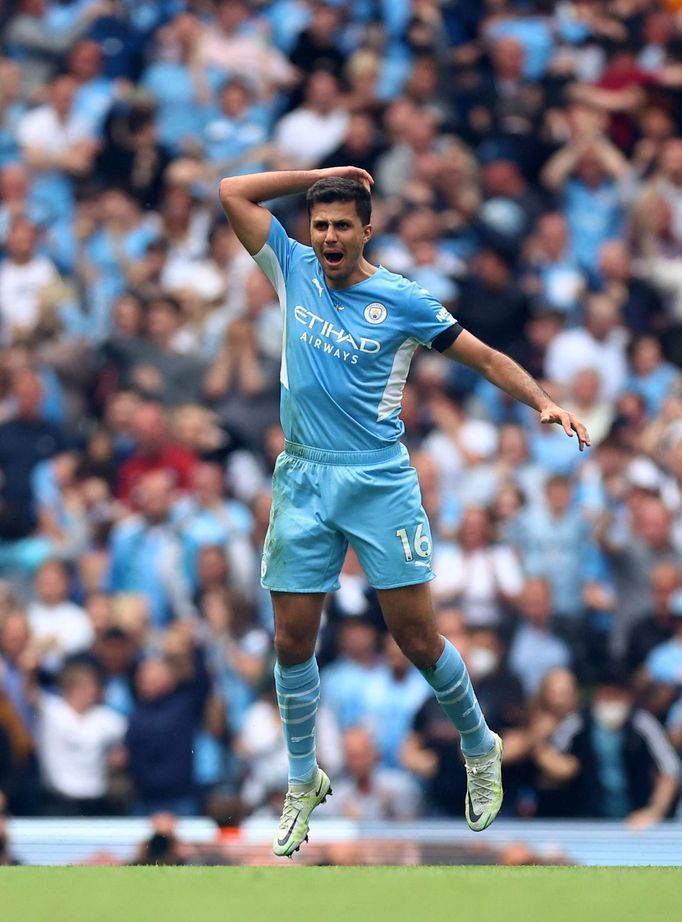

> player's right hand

[{"left": 317, "top": 165, "right": 374, "bottom": 192}]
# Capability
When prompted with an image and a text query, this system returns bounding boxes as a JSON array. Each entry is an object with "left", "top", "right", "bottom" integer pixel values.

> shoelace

[
  {"left": 280, "top": 790, "right": 307, "bottom": 827},
  {"left": 465, "top": 760, "right": 497, "bottom": 810}
]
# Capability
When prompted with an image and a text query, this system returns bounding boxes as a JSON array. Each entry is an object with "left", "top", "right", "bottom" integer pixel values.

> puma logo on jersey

[{"left": 312, "top": 278, "right": 324, "bottom": 296}]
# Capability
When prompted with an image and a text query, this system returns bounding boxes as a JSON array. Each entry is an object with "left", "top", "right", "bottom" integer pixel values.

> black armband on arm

[{"left": 431, "top": 322, "right": 463, "bottom": 353}]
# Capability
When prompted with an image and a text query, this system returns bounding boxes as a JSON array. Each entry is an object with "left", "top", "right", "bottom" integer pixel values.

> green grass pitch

[{"left": 1, "top": 866, "right": 679, "bottom": 922}]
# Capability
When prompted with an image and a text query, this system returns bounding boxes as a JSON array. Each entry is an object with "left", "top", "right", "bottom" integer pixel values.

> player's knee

[
  {"left": 274, "top": 626, "right": 315, "bottom": 664},
  {"left": 393, "top": 628, "right": 439, "bottom": 670}
]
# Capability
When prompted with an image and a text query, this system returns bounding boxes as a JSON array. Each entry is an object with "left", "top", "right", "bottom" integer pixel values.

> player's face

[{"left": 309, "top": 200, "right": 372, "bottom": 288}]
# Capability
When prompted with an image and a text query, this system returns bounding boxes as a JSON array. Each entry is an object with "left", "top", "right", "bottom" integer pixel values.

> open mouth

[{"left": 323, "top": 251, "right": 344, "bottom": 266}]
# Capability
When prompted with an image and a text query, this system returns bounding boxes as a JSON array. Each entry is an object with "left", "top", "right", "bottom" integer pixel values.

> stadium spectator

[
  {"left": 107, "top": 469, "right": 197, "bottom": 627},
  {"left": 626, "top": 563, "right": 682, "bottom": 671},
  {"left": 324, "top": 726, "right": 422, "bottom": 821},
  {"left": 508, "top": 578, "right": 572, "bottom": 696},
  {"left": 543, "top": 669, "right": 680, "bottom": 825},
  {"left": 116, "top": 402, "right": 197, "bottom": 503},
  {"left": 125, "top": 651, "right": 209, "bottom": 816},
  {"left": 36, "top": 661, "right": 127, "bottom": 816},
  {"left": 27, "top": 560, "right": 94, "bottom": 676}
]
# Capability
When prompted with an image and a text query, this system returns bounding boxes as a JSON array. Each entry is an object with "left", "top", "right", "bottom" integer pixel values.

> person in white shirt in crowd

[
  {"left": 563, "top": 367, "right": 615, "bottom": 447},
  {"left": 37, "top": 661, "right": 127, "bottom": 815},
  {"left": 16, "top": 73, "right": 97, "bottom": 215},
  {"left": 544, "top": 293, "right": 628, "bottom": 401},
  {"left": 0, "top": 219, "right": 61, "bottom": 344},
  {"left": 273, "top": 70, "right": 350, "bottom": 169},
  {"left": 27, "top": 559, "right": 94, "bottom": 677},
  {"left": 432, "top": 505, "right": 524, "bottom": 627}
]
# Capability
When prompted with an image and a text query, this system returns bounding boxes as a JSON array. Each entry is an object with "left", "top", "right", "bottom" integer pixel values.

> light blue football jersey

[{"left": 253, "top": 216, "right": 459, "bottom": 452}]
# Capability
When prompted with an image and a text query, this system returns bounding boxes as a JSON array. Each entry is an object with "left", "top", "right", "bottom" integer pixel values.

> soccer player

[{"left": 218, "top": 166, "right": 590, "bottom": 857}]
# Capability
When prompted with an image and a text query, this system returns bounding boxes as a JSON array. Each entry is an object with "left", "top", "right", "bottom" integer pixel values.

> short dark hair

[{"left": 306, "top": 177, "right": 371, "bottom": 225}]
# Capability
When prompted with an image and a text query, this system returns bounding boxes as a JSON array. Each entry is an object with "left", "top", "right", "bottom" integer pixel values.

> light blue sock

[
  {"left": 420, "top": 637, "right": 495, "bottom": 757},
  {"left": 274, "top": 655, "right": 320, "bottom": 784}
]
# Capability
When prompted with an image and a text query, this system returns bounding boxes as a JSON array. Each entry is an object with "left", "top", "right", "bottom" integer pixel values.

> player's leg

[
  {"left": 270, "top": 591, "right": 332, "bottom": 856},
  {"left": 332, "top": 447, "right": 502, "bottom": 829},
  {"left": 262, "top": 452, "right": 344, "bottom": 856},
  {"left": 377, "top": 582, "right": 503, "bottom": 831}
]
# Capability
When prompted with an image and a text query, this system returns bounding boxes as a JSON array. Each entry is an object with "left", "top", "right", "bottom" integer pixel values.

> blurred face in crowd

[
  {"left": 570, "top": 368, "right": 602, "bottom": 407},
  {"left": 135, "top": 657, "right": 175, "bottom": 701},
  {"left": 106, "top": 390, "right": 141, "bottom": 435},
  {"left": 535, "top": 213, "right": 567, "bottom": 261},
  {"left": 545, "top": 476, "right": 572, "bottom": 516},
  {"left": 635, "top": 498, "right": 671, "bottom": 550},
  {"left": 599, "top": 240, "right": 631, "bottom": 282},
  {"left": 191, "top": 463, "right": 224, "bottom": 505},
  {"left": 216, "top": 0, "right": 249, "bottom": 35},
  {"left": 35, "top": 562, "right": 69, "bottom": 606},
  {"left": 467, "top": 628, "right": 504, "bottom": 680},
  {"left": 343, "top": 727, "right": 377, "bottom": 782},
  {"left": 630, "top": 336, "right": 663, "bottom": 376},
  {"left": 51, "top": 75, "right": 77, "bottom": 119},
  {"left": 197, "top": 545, "right": 228, "bottom": 589},
  {"left": 309, "top": 1, "right": 341, "bottom": 41},
  {"left": 0, "top": 612, "right": 29, "bottom": 661},
  {"left": 305, "top": 70, "right": 341, "bottom": 115},
  {"left": 344, "top": 112, "right": 376, "bottom": 156},
  {"left": 0, "top": 164, "right": 29, "bottom": 203},
  {"left": 498, "top": 424, "right": 528, "bottom": 464},
  {"left": 85, "top": 593, "right": 114, "bottom": 635},
  {"left": 491, "top": 36, "right": 525, "bottom": 81},
  {"left": 131, "top": 403, "right": 168, "bottom": 452},
  {"left": 6, "top": 221, "right": 37, "bottom": 264},
  {"left": 473, "top": 249, "right": 511, "bottom": 289},
  {"left": 220, "top": 79, "right": 251, "bottom": 118},
  {"left": 113, "top": 294, "right": 145, "bottom": 339},
  {"left": 62, "top": 666, "right": 101, "bottom": 714},
  {"left": 576, "top": 149, "right": 606, "bottom": 189},
  {"left": 458, "top": 507, "right": 492, "bottom": 551},
  {"left": 482, "top": 160, "right": 523, "bottom": 199},
  {"left": 591, "top": 683, "right": 633, "bottom": 732},
  {"left": 650, "top": 563, "right": 682, "bottom": 619},
  {"left": 146, "top": 298, "right": 182, "bottom": 347},
  {"left": 639, "top": 106, "right": 675, "bottom": 143},
  {"left": 585, "top": 295, "right": 620, "bottom": 340},
  {"left": 540, "top": 668, "right": 578, "bottom": 718},
  {"left": 11, "top": 370, "right": 43, "bottom": 419},
  {"left": 136, "top": 471, "right": 174, "bottom": 524},
  {"left": 338, "top": 620, "right": 378, "bottom": 665},
  {"left": 518, "top": 578, "right": 553, "bottom": 629},
  {"left": 68, "top": 40, "right": 102, "bottom": 82},
  {"left": 97, "top": 627, "right": 135, "bottom": 676}
]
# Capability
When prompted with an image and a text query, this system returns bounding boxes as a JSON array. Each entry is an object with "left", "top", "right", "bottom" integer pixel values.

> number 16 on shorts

[{"left": 395, "top": 523, "right": 432, "bottom": 562}]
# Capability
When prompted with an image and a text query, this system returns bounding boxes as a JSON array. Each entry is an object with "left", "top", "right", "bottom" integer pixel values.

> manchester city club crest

[{"left": 364, "top": 302, "right": 387, "bottom": 324}]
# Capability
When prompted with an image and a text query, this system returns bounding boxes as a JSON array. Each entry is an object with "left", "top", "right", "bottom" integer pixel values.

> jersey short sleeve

[
  {"left": 253, "top": 215, "right": 304, "bottom": 291},
  {"left": 406, "top": 283, "right": 462, "bottom": 351}
]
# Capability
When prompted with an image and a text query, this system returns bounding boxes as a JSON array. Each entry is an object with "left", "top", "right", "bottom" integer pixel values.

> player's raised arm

[
  {"left": 443, "top": 328, "right": 591, "bottom": 451},
  {"left": 218, "top": 167, "right": 373, "bottom": 255}
]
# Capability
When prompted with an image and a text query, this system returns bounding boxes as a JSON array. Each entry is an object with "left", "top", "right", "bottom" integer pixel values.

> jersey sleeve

[
  {"left": 407, "top": 284, "right": 462, "bottom": 351},
  {"left": 252, "top": 215, "right": 300, "bottom": 292}
]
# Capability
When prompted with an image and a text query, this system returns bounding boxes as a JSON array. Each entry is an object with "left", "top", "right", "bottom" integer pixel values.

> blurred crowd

[{"left": 1, "top": 0, "right": 682, "bottom": 832}]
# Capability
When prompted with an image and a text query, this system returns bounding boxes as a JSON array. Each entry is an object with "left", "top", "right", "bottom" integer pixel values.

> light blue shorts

[{"left": 261, "top": 440, "right": 435, "bottom": 593}]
